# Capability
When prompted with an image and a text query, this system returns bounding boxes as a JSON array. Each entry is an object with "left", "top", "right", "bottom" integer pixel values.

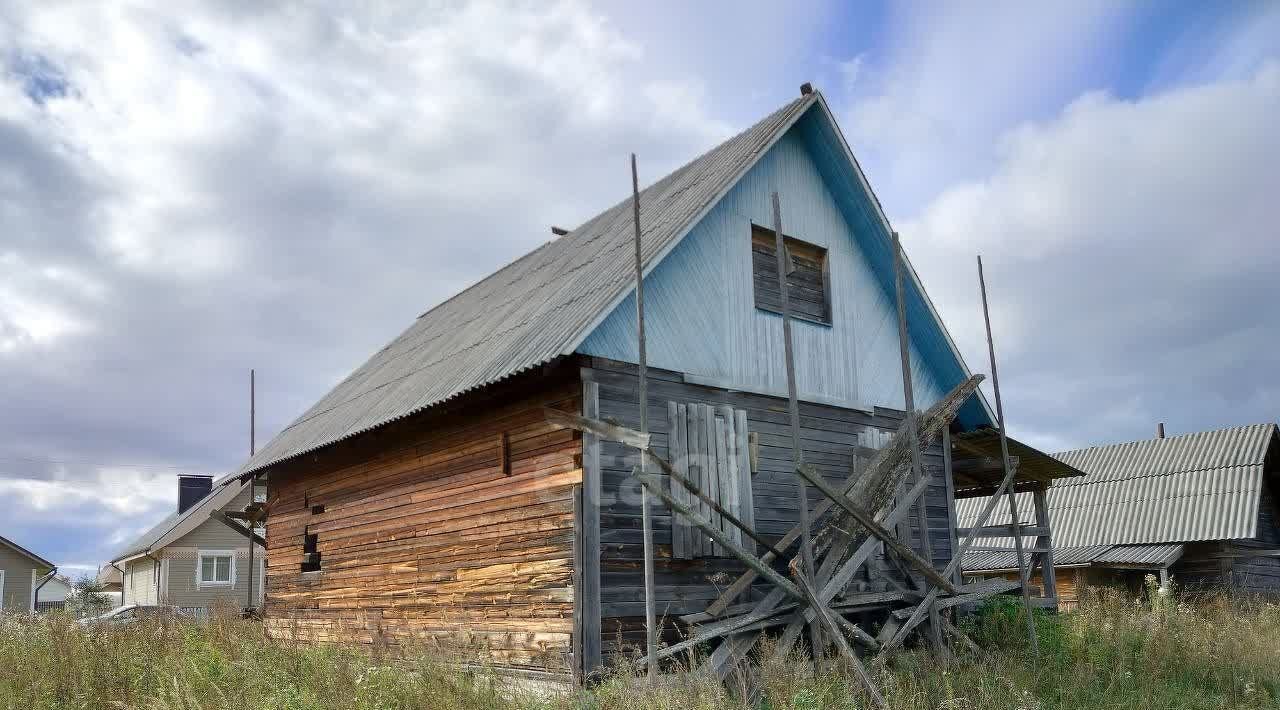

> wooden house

[
  {"left": 235, "top": 89, "right": 1082, "bottom": 680},
  {"left": 960, "top": 423, "right": 1280, "bottom": 609}
]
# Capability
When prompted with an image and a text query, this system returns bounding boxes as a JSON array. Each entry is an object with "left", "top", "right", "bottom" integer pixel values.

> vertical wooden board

[
  {"left": 941, "top": 427, "right": 962, "bottom": 585},
  {"left": 703, "top": 404, "right": 721, "bottom": 556},
  {"left": 669, "top": 401, "right": 688, "bottom": 560},
  {"left": 580, "top": 380, "right": 603, "bottom": 678},
  {"left": 571, "top": 483, "right": 584, "bottom": 684},
  {"left": 713, "top": 414, "right": 731, "bottom": 550},
  {"left": 734, "top": 408, "right": 755, "bottom": 553},
  {"left": 685, "top": 403, "right": 700, "bottom": 557},
  {"left": 716, "top": 404, "right": 740, "bottom": 547}
]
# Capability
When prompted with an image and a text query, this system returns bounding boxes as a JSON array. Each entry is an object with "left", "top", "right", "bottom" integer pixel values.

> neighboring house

[
  {"left": 230, "top": 88, "right": 1080, "bottom": 679},
  {"left": 33, "top": 574, "right": 74, "bottom": 612},
  {"left": 960, "top": 423, "right": 1280, "bottom": 609},
  {"left": 108, "top": 474, "right": 265, "bottom": 617},
  {"left": 0, "top": 534, "right": 56, "bottom": 613}
]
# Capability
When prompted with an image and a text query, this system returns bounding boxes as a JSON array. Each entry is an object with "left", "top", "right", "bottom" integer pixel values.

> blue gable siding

[{"left": 577, "top": 110, "right": 988, "bottom": 427}]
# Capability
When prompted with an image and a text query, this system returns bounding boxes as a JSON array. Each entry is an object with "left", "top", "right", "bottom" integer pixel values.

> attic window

[{"left": 751, "top": 225, "right": 831, "bottom": 325}]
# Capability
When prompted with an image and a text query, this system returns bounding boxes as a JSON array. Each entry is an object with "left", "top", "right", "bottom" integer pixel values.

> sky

[{"left": 1, "top": 1, "right": 1277, "bottom": 574}]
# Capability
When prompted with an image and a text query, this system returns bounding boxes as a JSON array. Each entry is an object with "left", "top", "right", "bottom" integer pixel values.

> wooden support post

[
  {"left": 942, "top": 427, "right": 963, "bottom": 587},
  {"left": 702, "top": 373, "right": 983, "bottom": 619},
  {"left": 770, "top": 191, "right": 822, "bottom": 660},
  {"left": 630, "top": 154, "right": 658, "bottom": 680},
  {"left": 664, "top": 461, "right": 787, "bottom": 559},
  {"left": 977, "top": 254, "right": 1038, "bottom": 656},
  {"left": 792, "top": 566, "right": 889, "bottom": 710},
  {"left": 635, "top": 472, "right": 803, "bottom": 601},
  {"left": 209, "top": 510, "right": 267, "bottom": 548},
  {"left": 795, "top": 464, "right": 958, "bottom": 594},
  {"left": 892, "top": 231, "right": 943, "bottom": 656},
  {"left": 875, "top": 458, "right": 1022, "bottom": 661},
  {"left": 771, "top": 472, "right": 936, "bottom": 660},
  {"left": 578, "top": 381, "right": 603, "bottom": 680},
  {"left": 1033, "top": 485, "right": 1057, "bottom": 602}
]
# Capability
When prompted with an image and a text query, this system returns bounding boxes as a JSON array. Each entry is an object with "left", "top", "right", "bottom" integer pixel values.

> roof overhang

[
  {"left": 0, "top": 535, "right": 54, "bottom": 570},
  {"left": 951, "top": 428, "right": 1087, "bottom": 497}
]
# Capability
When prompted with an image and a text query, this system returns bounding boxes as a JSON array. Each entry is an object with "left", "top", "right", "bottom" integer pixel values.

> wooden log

[
  {"left": 796, "top": 464, "right": 957, "bottom": 594},
  {"left": 977, "top": 254, "right": 1038, "bottom": 656},
  {"left": 703, "top": 373, "right": 983, "bottom": 618}
]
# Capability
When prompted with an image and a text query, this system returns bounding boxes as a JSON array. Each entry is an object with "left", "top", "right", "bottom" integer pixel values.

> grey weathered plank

[{"left": 579, "top": 380, "right": 603, "bottom": 678}]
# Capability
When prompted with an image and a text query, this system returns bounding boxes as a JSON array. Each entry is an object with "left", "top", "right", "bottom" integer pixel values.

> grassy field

[{"left": 3, "top": 583, "right": 1278, "bottom": 710}]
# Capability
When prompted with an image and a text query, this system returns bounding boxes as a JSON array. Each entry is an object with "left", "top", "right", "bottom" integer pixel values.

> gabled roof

[
  {"left": 108, "top": 474, "right": 248, "bottom": 564},
  {"left": 0, "top": 534, "right": 54, "bottom": 569},
  {"left": 957, "top": 423, "right": 1280, "bottom": 552},
  {"left": 237, "top": 91, "right": 995, "bottom": 478}
]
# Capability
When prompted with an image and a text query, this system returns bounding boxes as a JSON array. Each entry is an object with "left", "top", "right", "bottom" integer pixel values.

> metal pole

[
  {"left": 631, "top": 154, "right": 658, "bottom": 679},
  {"left": 977, "top": 255, "right": 1038, "bottom": 656},
  {"left": 892, "top": 232, "right": 943, "bottom": 657},
  {"left": 770, "top": 192, "right": 822, "bottom": 661}
]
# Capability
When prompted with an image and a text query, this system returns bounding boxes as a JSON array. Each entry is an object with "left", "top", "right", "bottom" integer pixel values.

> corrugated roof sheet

[
  {"left": 235, "top": 95, "right": 820, "bottom": 477},
  {"left": 957, "top": 424, "right": 1278, "bottom": 550},
  {"left": 963, "top": 543, "right": 1183, "bottom": 572}
]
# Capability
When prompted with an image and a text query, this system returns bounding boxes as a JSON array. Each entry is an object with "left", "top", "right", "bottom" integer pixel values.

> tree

[{"left": 66, "top": 575, "right": 114, "bottom": 618}]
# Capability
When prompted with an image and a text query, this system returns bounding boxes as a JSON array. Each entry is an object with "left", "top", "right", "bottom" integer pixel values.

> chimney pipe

[
  {"left": 1157, "top": 422, "right": 1165, "bottom": 439},
  {"left": 177, "top": 475, "right": 214, "bottom": 514}
]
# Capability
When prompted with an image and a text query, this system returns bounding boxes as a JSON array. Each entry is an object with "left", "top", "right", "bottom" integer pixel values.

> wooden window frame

[
  {"left": 196, "top": 550, "right": 236, "bottom": 588},
  {"left": 750, "top": 224, "right": 832, "bottom": 326}
]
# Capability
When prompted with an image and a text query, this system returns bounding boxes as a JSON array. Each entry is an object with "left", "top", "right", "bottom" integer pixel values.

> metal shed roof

[
  {"left": 964, "top": 543, "right": 1184, "bottom": 573},
  {"left": 957, "top": 423, "right": 1279, "bottom": 550}
]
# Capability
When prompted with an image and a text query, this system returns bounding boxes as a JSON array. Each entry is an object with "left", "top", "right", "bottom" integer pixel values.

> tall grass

[{"left": 2, "top": 584, "right": 1278, "bottom": 709}]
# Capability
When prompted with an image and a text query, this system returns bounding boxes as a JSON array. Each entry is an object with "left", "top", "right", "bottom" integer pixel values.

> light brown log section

[{"left": 262, "top": 370, "right": 582, "bottom": 673}]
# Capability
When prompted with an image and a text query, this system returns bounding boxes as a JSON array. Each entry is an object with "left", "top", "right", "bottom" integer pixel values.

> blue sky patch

[{"left": 8, "top": 51, "right": 71, "bottom": 105}]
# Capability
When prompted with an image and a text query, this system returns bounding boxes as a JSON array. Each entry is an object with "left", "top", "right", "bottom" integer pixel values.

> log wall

[{"left": 261, "top": 366, "right": 583, "bottom": 673}]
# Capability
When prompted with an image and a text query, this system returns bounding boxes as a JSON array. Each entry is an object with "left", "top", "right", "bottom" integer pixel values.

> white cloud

[
  {"left": 0, "top": 0, "right": 816, "bottom": 568},
  {"left": 901, "top": 63, "right": 1280, "bottom": 450}
]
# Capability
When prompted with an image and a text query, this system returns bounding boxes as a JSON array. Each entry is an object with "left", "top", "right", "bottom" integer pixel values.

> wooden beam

[
  {"left": 544, "top": 408, "right": 650, "bottom": 450},
  {"left": 770, "top": 190, "right": 822, "bottom": 659},
  {"left": 635, "top": 472, "right": 803, "bottom": 601},
  {"left": 795, "top": 464, "right": 958, "bottom": 594},
  {"left": 631, "top": 152, "right": 658, "bottom": 681},
  {"left": 875, "top": 458, "right": 1023, "bottom": 661},
  {"left": 892, "top": 230, "right": 943, "bottom": 657},
  {"left": 664, "top": 461, "right": 787, "bottom": 559},
  {"left": 977, "top": 254, "right": 1038, "bottom": 656},
  {"left": 209, "top": 510, "right": 266, "bottom": 548},
  {"left": 792, "top": 565, "right": 888, "bottom": 709},
  {"left": 702, "top": 373, "right": 984, "bottom": 619},
  {"left": 578, "top": 380, "right": 603, "bottom": 680},
  {"left": 769, "top": 473, "right": 936, "bottom": 662},
  {"left": 1033, "top": 488, "right": 1057, "bottom": 601}
]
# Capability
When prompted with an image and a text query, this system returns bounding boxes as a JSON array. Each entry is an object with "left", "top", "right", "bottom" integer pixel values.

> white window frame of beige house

[
  {"left": 196, "top": 550, "right": 236, "bottom": 588},
  {"left": 0, "top": 568, "right": 5, "bottom": 610}
]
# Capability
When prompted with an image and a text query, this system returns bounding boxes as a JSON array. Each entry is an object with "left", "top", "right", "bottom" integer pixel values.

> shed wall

[
  {"left": 582, "top": 359, "right": 955, "bottom": 656},
  {"left": 261, "top": 368, "right": 582, "bottom": 672}
]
